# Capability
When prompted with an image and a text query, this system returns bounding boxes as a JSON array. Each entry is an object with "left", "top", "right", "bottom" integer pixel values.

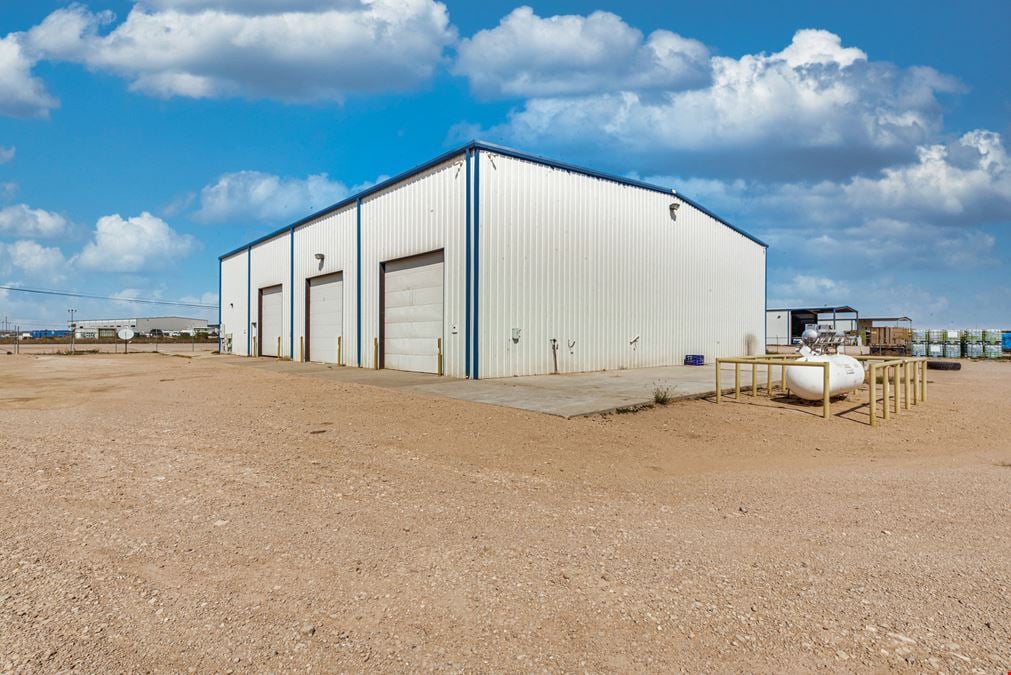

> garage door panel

[
  {"left": 385, "top": 303, "right": 443, "bottom": 324},
  {"left": 383, "top": 251, "right": 443, "bottom": 374},
  {"left": 308, "top": 273, "right": 342, "bottom": 364},
  {"left": 383, "top": 321, "right": 443, "bottom": 340},
  {"left": 384, "top": 286, "right": 443, "bottom": 309},
  {"left": 260, "top": 285, "right": 283, "bottom": 358},
  {"left": 385, "top": 353, "right": 439, "bottom": 372}
]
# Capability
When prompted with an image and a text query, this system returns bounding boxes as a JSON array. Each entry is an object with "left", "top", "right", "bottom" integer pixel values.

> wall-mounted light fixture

[{"left": 314, "top": 253, "right": 325, "bottom": 262}]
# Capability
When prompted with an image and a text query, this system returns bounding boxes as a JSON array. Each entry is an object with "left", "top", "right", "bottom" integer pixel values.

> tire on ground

[{"left": 927, "top": 360, "right": 961, "bottom": 371}]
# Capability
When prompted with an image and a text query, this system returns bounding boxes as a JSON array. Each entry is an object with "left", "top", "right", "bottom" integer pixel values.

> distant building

[
  {"left": 70, "top": 316, "right": 209, "bottom": 336},
  {"left": 766, "top": 306, "right": 859, "bottom": 346}
]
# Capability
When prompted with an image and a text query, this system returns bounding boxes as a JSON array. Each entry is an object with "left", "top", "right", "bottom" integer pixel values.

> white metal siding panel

[
  {"left": 293, "top": 205, "right": 356, "bottom": 365},
  {"left": 766, "top": 311, "right": 790, "bottom": 346},
  {"left": 259, "top": 285, "right": 284, "bottom": 357},
  {"left": 383, "top": 252, "right": 444, "bottom": 373},
  {"left": 249, "top": 233, "right": 291, "bottom": 358},
  {"left": 360, "top": 156, "right": 466, "bottom": 375},
  {"left": 220, "top": 251, "right": 248, "bottom": 355},
  {"left": 308, "top": 273, "right": 343, "bottom": 363},
  {"left": 477, "top": 152, "right": 765, "bottom": 378}
]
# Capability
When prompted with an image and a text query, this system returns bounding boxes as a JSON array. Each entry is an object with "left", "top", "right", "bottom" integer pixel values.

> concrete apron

[{"left": 220, "top": 356, "right": 771, "bottom": 418}]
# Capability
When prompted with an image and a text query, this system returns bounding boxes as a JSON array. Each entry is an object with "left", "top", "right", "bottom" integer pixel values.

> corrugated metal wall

[
  {"left": 476, "top": 152, "right": 765, "bottom": 378},
  {"left": 360, "top": 155, "right": 468, "bottom": 376},
  {"left": 293, "top": 205, "right": 357, "bottom": 364},
  {"left": 220, "top": 250, "right": 248, "bottom": 355},
  {"left": 766, "top": 311, "right": 790, "bottom": 346},
  {"left": 249, "top": 232, "right": 292, "bottom": 358}
]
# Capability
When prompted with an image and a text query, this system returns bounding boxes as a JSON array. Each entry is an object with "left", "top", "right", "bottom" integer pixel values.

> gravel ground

[{"left": 1, "top": 353, "right": 1008, "bottom": 673}]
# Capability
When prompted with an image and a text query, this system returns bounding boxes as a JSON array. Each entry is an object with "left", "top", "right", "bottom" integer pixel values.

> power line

[{"left": 0, "top": 285, "right": 217, "bottom": 309}]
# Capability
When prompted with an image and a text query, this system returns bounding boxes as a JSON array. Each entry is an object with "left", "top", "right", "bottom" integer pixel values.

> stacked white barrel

[
  {"left": 983, "top": 329, "right": 1002, "bottom": 358},
  {"left": 911, "top": 329, "right": 927, "bottom": 357},
  {"left": 964, "top": 329, "right": 983, "bottom": 359},
  {"left": 927, "top": 329, "right": 944, "bottom": 358}
]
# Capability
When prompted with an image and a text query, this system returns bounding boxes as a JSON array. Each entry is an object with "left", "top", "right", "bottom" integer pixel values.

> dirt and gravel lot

[{"left": 1, "top": 352, "right": 1008, "bottom": 672}]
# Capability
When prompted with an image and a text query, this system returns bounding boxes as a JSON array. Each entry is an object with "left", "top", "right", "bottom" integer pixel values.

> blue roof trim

[{"left": 220, "top": 140, "right": 766, "bottom": 259}]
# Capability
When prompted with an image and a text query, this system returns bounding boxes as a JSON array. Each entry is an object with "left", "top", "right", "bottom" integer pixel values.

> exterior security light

[{"left": 314, "top": 253, "right": 325, "bottom": 261}]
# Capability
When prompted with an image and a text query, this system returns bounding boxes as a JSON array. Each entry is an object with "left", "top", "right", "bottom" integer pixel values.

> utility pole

[{"left": 68, "top": 308, "right": 77, "bottom": 354}]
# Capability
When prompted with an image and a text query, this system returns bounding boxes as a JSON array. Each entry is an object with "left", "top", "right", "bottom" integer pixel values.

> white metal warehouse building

[{"left": 219, "top": 141, "right": 767, "bottom": 379}]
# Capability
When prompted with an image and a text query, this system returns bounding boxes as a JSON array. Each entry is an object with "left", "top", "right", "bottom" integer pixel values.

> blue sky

[{"left": 0, "top": 0, "right": 1008, "bottom": 329}]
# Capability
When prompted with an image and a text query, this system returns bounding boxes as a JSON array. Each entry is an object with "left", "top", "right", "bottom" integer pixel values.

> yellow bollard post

[
  {"left": 893, "top": 365, "right": 900, "bottom": 415},
  {"left": 373, "top": 337, "right": 379, "bottom": 370},
  {"left": 767, "top": 363, "right": 773, "bottom": 395},
  {"left": 299, "top": 336, "right": 304, "bottom": 363},
  {"left": 734, "top": 362, "right": 741, "bottom": 400},
  {"left": 252, "top": 336, "right": 257, "bottom": 357},
  {"left": 912, "top": 360, "right": 918, "bottom": 405},
  {"left": 715, "top": 360, "right": 722, "bottom": 404},
  {"left": 869, "top": 363, "right": 877, "bottom": 427},
  {"left": 337, "top": 335, "right": 342, "bottom": 365},
  {"left": 822, "top": 362, "right": 831, "bottom": 419},
  {"left": 903, "top": 361, "right": 910, "bottom": 410},
  {"left": 781, "top": 364, "right": 787, "bottom": 392},
  {"left": 277, "top": 336, "right": 281, "bottom": 358},
  {"left": 437, "top": 337, "right": 444, "bottom": 376},
  {"left": 920, "top": 360, "right": 927, "bottom": 402},
  {"left": 751, "top": 363, "right": 757, "bottom": 397},
  {"left": 885, "top": 363, "right": 893, "bottom": 416}
]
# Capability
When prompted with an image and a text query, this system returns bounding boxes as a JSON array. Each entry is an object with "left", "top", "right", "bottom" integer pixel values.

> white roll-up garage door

[
  {"left": 383, "top": 250, "right": 444, "bottom": 373},
  {"left": 308, "top": 272, "right": 343, "bottom": 364},
  {"left": 259, "top": 285, "right": 283, "bottom": 357}
]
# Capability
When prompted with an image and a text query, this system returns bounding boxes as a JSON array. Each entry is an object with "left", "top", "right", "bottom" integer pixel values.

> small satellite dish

[{"left": 117, "top": 328, "right": 135, "bottom": 341}]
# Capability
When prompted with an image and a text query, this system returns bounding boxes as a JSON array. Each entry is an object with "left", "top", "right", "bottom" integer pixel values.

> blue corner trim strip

[
  {"left": 473, "top": 148, "right": 480, "bottom": 380},
  {"left": 355, "top": 197, "right": 362, "bottom": 367},
  {"left": 289, "top": 227, "right": 295, "bottom": 360},
  {"left": 764, "top": 249, "right": 768, "bottom": 353},
  {"left": 218, "top": 139, "right": 765, "bottom": 263},
  {"left": 245, "top": 246, "right": 251, "bottom": 356},
  {"left": 464, "top": 149, "right": 471, "bottom": 378},
  {"left": 217, "top": 258, "right": 222, "bottom": 353}
]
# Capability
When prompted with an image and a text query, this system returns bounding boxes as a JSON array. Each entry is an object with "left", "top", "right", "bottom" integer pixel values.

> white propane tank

[{"left": 786, "top": 352, "right": 866, "bottom": 400}]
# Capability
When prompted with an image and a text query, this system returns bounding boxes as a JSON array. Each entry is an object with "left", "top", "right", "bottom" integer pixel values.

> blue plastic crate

[{"left": 684, "top": 354, "right": 705, "bottom": 366}]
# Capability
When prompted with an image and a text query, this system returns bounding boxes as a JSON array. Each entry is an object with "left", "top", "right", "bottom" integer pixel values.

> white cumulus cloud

[
  {"left": 475, "top": 28, "right": 962, "bottom": 179},
  {"left": 0, "top": 145, "right": 14, "bottom": 163},
  {"left": 454, "top": 6, "right": 710, "bottom": 98},
  {"left": 194, "top": 170, "right": 380, "bottom": 223},
  {"left": 648, "top": 129, "right": 1011, "bottom": 231},
  {"left": 75, "top": 212, "right": 195, "bottom": 272},
  {"left": 0, "top": 34, "right": 58, "bottom": 118},
  {"left": 26, "top": 0, "right": 455, "bottom": 102},
  {"left": 0, "top": 240, "right": 67, "bottom": 281},
  {"left": 0, "top": 204, "right": 69, "bottom": 237}
]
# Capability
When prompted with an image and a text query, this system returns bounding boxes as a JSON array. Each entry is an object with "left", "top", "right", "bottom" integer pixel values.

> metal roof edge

[
  {"left": 220, "top": 139, "right": 767, "bottom": 258},
  {"left": 219, "top": 142, "right": 474, "bottom": 260}
]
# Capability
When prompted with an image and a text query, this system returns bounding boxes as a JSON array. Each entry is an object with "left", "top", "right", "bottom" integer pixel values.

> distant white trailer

[{"left": 218, "top": 141, "right": 767, "bottom": 377}]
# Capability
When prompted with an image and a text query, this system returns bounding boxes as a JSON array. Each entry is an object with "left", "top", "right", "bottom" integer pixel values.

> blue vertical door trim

[
  {"left": 763, "top": 248, "right": 768, "bottom": 355},
  {"left": 289, "top": 226, "right": 295, "bottom": 360},
  {"left": 356, "top": 197, "right": 362, "bottom": 367},
  {"left": 464, "top": 149, "right": 471, "bottom": 378},
  {"left": 473, "top": 148, "right": 480, "bottom": 380},
  {"left": 246, "top": 246, "right": 251, "bottom": 356}
]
